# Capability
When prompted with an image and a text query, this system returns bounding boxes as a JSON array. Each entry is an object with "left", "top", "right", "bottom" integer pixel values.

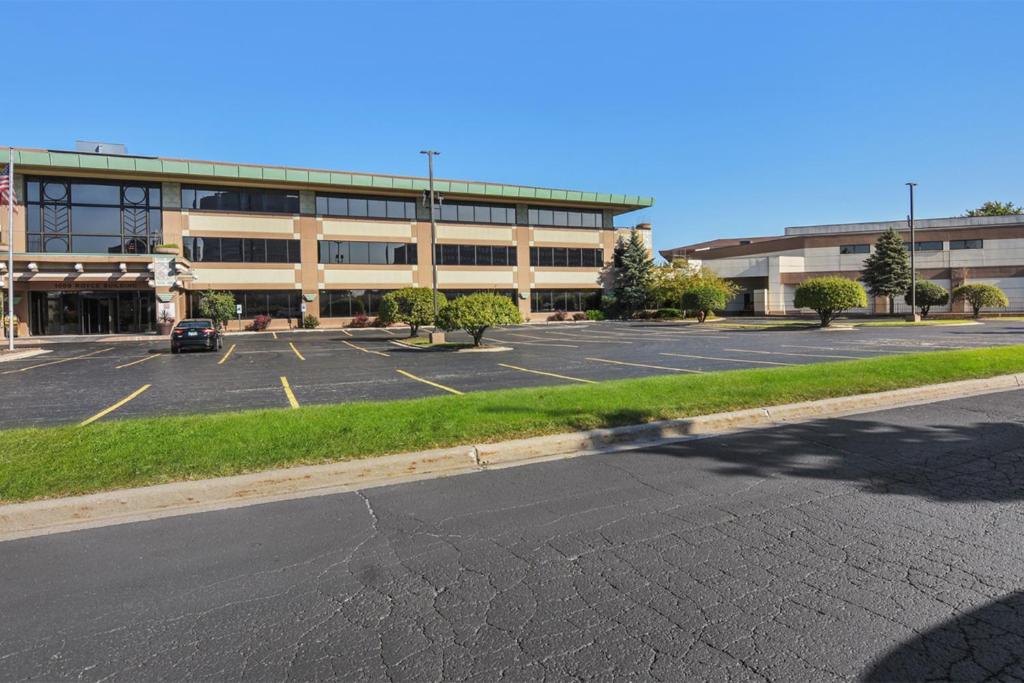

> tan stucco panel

[
  {"left": 193, "top": 267, "right": 298, "bottom": 285},
  {"left": 323, "top": 269, "right": 415, "bottom": 286},
  {"left": 532, "top": 270, "right": 603, "bottom": 287},
  {"left": 437, "top": 224, "right": 514, "bottom": 242},
  {"left": 532, "top": 228, "right": 602, "bottom": 246},
  {"left": 187, "top": 213, "right": 296, "bottom": 235},
  {"left": 321, "top": 220, "right": 413, "bottom": 239},
  {"left": 437, "top": 269, "right": 515, "bottom": 287}
]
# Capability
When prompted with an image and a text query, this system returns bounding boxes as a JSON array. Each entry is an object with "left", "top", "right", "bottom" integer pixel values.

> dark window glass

[
  {"left": 528, "top": 206, "right": 602, "bottom": 229},
  {"left": 457, "top": 204, "right": 474, "bottom": 222},
  {"left": 951, "top": 239, "right": 983, "bottom": 250},
  {"left": 367, "top": 199, "right": 387, "bottom": 218},
  {"left": 70, "top": 206, "right": 121, "bottom": 235},
  {"left": 348, "top": 241, "right": 369, "bottom": 264},
  {"left": 459, "top": 245, "right": 475, "bottom": 264},
  {"left": 440, "top": 204, "right": 457, "bottom": 222},
  {"left": 386, "top": 200, "right": 408, "bottom": 219},
  {"left": 539, "top": 247, "right": 553, "bottom": 267},
  {"left": 26, "top": 180, "right": 39, "bottom": 203},
  {"left": 552, "top": 247, "right": 568, "bottom": 267},
  {"left": 183, "top": 186, "right": 297, "bottom": 213},
  {"left": 839, "top": 244, "right": 871, "bottom": 254},
  {"left": 316, "top": 196, "right": 329, "bottom": 214},
  {"left": 123, "top": 186, "right": 147, "bottom": 205},
  {"left": 433, "top": 201, "right": 516, "bottom": 224},
  {"left": 72, "top": 183, "right": 120, "bottom": 205},
  {"left": 567, "top": 248, "right": 582, "bottom": 267},
  {"left": 530, "top": 289, "right": 602, "bottom": 312},
  {"left": 368, "top": 242, "right": 388, "bottom": 265},
  {"left": 475, "top": 245, "right": 492, "bottom": 266},
  {"left": 315, "top": 193, "right": 415, "bottom": 220},
  {"left": 203, "top": 237, "right": 221, "bottom": 262},
  {"left": 266, "top": 239, "right": 288, "bottom": 263},
  {"left": 347, "top": 198, "right": 368, "bottom": 217},
  {"left": 220, "top": 238, "right": 243, "bottom": 262},
  {"left": 246, "top": 239, "right": 267, "bottom": 263},
  {"left": 442, "top": 244, "right": 459, "bottom": 264},
  {"left": 915, "top": 241, "right": 943, "bottom": 251},
  {"left": 492, "top": 245, "right": 508, "bottom": 266},
  {"left": 72, "top": 234, "right": 124, "bottom": 254}
]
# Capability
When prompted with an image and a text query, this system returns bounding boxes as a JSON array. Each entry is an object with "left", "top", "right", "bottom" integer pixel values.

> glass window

[
  {"left": 530, "top": 289, "right": 602, "bottom": 312},
  {"left": 368, "top": 242, "right": 388, "bottom": 265},
  {"left": 348, "top": 241, "right": 369, "bottom": 264},
  {"left": 71, "top": 183, "right": 120, "bottom": 205},
  {"left": 246, "top": 239, "right": 267, "bottom": 263},
  {"left": 347, "top": 198, "right": 368, "bottom": 217},
  {"left": 367, "top": 199, "right": 387, "bottom": 218},
  {"left": 72, "top": 234, "right": 124, "bottom": 254},
  {"left": 122, "top": 186, "right": 147, "bottom": 205},
  {"left": 475, "top": 245, "right": 493, "bottom": 266},
  {"left": 459, "top": 245, "right": 475, "bottom": 264},
  {"left": 266, "top": 239, "right": 288, "bottom": 263},
  {"left": 441, "top": 244, "right": 459, "bottom": 264},
  {"left": 915, "top": 241, "right": 943, "bottom": 251},
  {"left": 567, "top": 248, "right": 582, "bottom": 267},
  {"left": 220, "top": 238, "right": 243, "bottom": 262},
  {"left": 440, "top": 203, "right": 457, "bottom": 222},
  {"left": 528, "top": 206, "right": 602, "bottom": 229},
  {"left": 492, "top": 246, "right": 508, "bottom": 266},
  {"left": 839, "top": 244, "right": 871, "bottom": 254},
  {"left": 71, "top": 206, "right": 122, "bottom": 235},
  {"left": 552, "top": 247, "right": 568, "bottom": 267},
  {"left": 950, "top": 239, "right": 983, "bottom": 250},
  {"left": 386, "top": 200, "right": 408, "bottom": 219}
]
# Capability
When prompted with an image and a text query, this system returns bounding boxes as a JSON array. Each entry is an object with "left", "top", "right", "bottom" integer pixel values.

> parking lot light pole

[
  {"left": 906, "top": 182, "right": 918, "bottom": 321},
  {"left": 420, "top": 150, "right": 444, "bottom": 342}
]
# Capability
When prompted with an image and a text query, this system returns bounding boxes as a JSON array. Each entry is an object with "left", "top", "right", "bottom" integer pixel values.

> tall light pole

[
  {"left": 906, "top": 182, "right": 917, "bottom": 320},
  {"left": 420, "top": 150, "right": 442, "bottom": 337}
]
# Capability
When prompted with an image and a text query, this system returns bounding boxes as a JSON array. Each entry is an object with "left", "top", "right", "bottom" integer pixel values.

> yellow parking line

[
  {"left": 289, "top": 342, "right": 305, "bottom": 361},
  {"left": 218, "top": 343, "right": 237, "bottom": 364},
  {"left": 660, "top": 352, "right": 793, "bottom": 366},
  {"left": 498, "top": 363, "right": 596, "bottom": 384},
  {"left": 586, "top": 357, "right": 703, "bottom": 373},
  {"left": 723, "top": 347, "right": 862, "bottom": 360},
  {"left": 115, "top": 353, "right": 161, "bottom": 369},
  {"left": 396, "top": 369, "right": 464, "bottom": 395},
  {"left": 79, "top": 384, "right": 151, "bottom": 426},
  {"left": 342, "top": 340, "right": 390, "bottom": 357},
  {"left": 3, "top": 346, "right": 114, "bottom": 374},
  {"left": 280, "top": 376, "right": 300, "bottom": 408}
]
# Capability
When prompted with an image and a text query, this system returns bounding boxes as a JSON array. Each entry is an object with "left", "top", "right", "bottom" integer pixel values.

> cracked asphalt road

[{"left": 2, "top": 390, "right": 1024, "bottom": 681}]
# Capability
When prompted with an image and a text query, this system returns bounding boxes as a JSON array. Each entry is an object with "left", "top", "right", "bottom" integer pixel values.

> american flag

[{"left": 0, "top": 164, "right": 14, "bottom": 211}]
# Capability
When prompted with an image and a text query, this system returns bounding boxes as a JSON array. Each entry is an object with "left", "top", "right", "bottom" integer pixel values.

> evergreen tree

[
  {"left": 860, "top": 228, "right": 911, "bottom": 312},
  {"left": 613, "top": 230, "right": 654, "bottom": 315}
]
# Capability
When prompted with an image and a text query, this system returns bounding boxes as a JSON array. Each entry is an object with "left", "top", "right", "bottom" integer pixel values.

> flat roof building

[
  {"left": 0, "top": 146, "right": 653, "bottom": 336},
  {"left": 662, "top": 214, "right": 1024, "bottom": 316}
]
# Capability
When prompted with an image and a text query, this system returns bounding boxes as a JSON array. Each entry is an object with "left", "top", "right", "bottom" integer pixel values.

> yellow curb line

[
  {"left": 218, "top": 343, "right": 236, "bottom": 364},
  {"left": 80, "top": 384, "right": 151, "bottom": 426},
  {"left": 396, "top": 369, "right": 464, "bottom": 395},
  {"left": 289, "top": 342, "right": 305, "bottom": 361},
  {"left": 115, "top": 354, "right": 162, "bottom": 369},
  {"left": 498, "top": 363, "right": 596, "bottom": 384},
  {"left": 586, "top": 357, "right": 703, "bottom": 373},
  {"left": 3, "top": 347, "right": 114, "bottom": 375},
  {"left": 280, "top": 376, "right": 300, "bottom": 408}
]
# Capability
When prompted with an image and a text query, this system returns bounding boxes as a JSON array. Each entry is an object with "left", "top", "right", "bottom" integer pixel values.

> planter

[
  {"left": 156, "top": 322, "right": 174, "bottom": 335},
  {"left": 154, "top": 246, "right": 179, "bottom": 255}
]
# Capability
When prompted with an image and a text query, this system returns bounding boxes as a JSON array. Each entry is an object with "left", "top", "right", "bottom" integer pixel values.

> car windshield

[{"left": 176, "top": 321, "right": 213, "bottom": 329}]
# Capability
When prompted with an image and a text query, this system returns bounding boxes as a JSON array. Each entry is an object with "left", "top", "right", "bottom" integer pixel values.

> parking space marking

[
  {"left": 342, "top": 340, "right": 390, "bottom": 357},
  {"left": 79, "top": 384, "right": 151, "bottom": 426},
  {"left": 660, "top": 352, "right": 794, "bottom": 366},
  {"left": 498, "top": 363, "right": 596, "bottom": 384},
  {"left": 115, "top": 353, "right": 162, "bottom": 369},
  {"left": 289, "top": 342, "right": 306, "bottom": 361},
  {"left": 490, "top": 337, "right": 579, "bottom": 348},
  {"left": 722, "top": 347, "right": 863, "bottom": 360},
  {"left": 543, "top": 332, "right": 634, "bottom": 344},
  {"left": 272, "top": 331, "right": 278, "bottom": 339},
  {"left": 280, "top": 376, "right": 300, "bottom": 408},
  {"left": 340, "top": 328, "right": 353, "bottom": 337},
  {"left": 3, "top": 347, "right": 115, "bottom": 374},
  {"left": 396, "top": 369, "right": 464, "bottom": 395},
  {"left": 218, "top": 343, "right": 237, "bottom": 364},
  {"left": 586, "top": 357, "right": 703, "bottom": 373}
]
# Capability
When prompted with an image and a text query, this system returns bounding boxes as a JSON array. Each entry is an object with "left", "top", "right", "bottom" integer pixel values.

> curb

[
  {"left": 1, "top": 373, "right": 1021, "bottom": 542},
  {"left": 0, "top": 348, "right": 50, "bottom": 363}
]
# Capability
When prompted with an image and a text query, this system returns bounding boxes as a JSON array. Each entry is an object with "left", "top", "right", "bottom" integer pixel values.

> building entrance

[{"left": 29, "top": 291, "right": 155, "bottom": 335}]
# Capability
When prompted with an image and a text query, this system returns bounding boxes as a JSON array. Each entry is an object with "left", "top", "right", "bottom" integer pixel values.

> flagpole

[{"left": 6, "top": 147, "right": 14, "bottom": 351}]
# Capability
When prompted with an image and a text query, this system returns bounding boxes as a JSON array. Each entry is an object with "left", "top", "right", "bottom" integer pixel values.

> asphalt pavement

[
  {"left": 1, "top": 319, "right": 1022, "bottom": 429},
  {"left": 1, "top": 389, "right": 1023, "bottom": 680}
]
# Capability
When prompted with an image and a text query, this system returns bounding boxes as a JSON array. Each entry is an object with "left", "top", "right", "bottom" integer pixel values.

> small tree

[
  {"left": 613, "top": 230, "right": 654, "bottom": 316},
  {"left": 649, "top": 257, "right": 700, "bottom": 308},
  {"left": 378, "top": 287, "right": 447, "bottom": 337},
  {"left": 196, "top": 290, "right": 237, "bottom": 329},
  {"left": 793, "top": 277, "right": 867, "bottom": 327},
  {"left": 952, "top": 283, "right": 1009, "bottom": 318},
  {"left": 964, "top": 201, "right": 1024, "bottom": 217},
  {"left": 861, "top": 229, "right": 911, "bottom": 313},
  {"left": 681, "top": 281, "right": 735, "bottom": 322},
  {"left": 904, "top": 281, "right": 949, "bottom": 318},
  {"left": 436, "top": 293, "right": 522, "bottom": 346}
]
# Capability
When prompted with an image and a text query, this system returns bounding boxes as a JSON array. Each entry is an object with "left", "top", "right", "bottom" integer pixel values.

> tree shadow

[{"left": 861, "top": 591, "right": 1024, "bottom": 681}]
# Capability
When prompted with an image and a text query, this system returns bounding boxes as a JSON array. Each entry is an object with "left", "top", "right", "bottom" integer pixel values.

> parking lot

[{"left": 1, "top": 320, "right": 1022, "bottom": 429}]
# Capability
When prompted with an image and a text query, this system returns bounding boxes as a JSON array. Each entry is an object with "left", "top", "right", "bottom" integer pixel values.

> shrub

[
  {"left": 370, "top": 316, "right": 386, "bottom": 327},
  {"left": 952, "top": 283, "right": 1009, "bottom": 318},
  {"left": 681, "top": 282, "right": 732, "bottom": 323},
  {"left": 247, "top": 314, "right": 272, "bottom": 331},
  {"left": 196, "top": 290, "right": 237, "bottom": 329},
  {"left": 585, "top": 309, "right": 606, "bottom": 321},
  {"left": 572, "top": 312, "right": 587, "bottom": 321},
  {"left": 793, "top": 276, "right": 867, "bottom": 327},
  {"left": 378, "top": 287, "right": 447, "bottom": 337},
  {"left": 436, "top": 292, "right": 523, "bottom": 346},
  {"left": 655, "top": 307, "right": 683, "bottom": 319},
  {"left": 348, "top": 313, "right": 371, "bottom": 328},
  {"left": 301, "top": 314, "right": 320, "bottom": 329},
  {"left": 600, "top": 295, "right": 621, "bottom": 319},
  {"left": 904, "top": 281, "right": 949, "bottom": 318},
  {"left": 631, "top": 310, "right": 656, "bottom": 320},
  {"left": 547, "top": 310, "right": 569, "bottom": 322}
]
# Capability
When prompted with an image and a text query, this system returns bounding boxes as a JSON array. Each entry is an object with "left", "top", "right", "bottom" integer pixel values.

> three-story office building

[{"left": 0, "top": 146, "right": 653, "bottom": 335}]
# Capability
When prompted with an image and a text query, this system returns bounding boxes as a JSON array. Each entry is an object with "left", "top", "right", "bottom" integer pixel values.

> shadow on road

[{"left": 861, "top": 591, "right": 1024, "bottom": 681}]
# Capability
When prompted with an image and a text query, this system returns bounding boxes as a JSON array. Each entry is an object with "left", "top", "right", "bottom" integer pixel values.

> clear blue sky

[{"left": 6, "top": 1, "right": 1023, "bottom": 254}]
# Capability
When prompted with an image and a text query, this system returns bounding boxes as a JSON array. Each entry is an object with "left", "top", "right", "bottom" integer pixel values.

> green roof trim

[{"left": 2, "top": 147, "right": 655, "bottom": 209}]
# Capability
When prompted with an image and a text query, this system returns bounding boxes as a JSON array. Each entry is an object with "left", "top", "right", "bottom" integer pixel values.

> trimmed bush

[
  {"left": 436, "top": 292, "right": 523, "bottom": 346},
  {"left": 301, "top": 314, "right": 320, "bottom": 329},
  {"left": 572, "top": 312, "right": 587, "bottom": 321},
  {"left": 585, "top": 309, "right": 606, "bottom": 321},
  {"left": 655, "top": 307, "right": 683, "bottom": 319},
  {"left": 952, "top": 283, "right": 1009, "bottom": 317},
  {"left": 547, "top": 310, "right": 569, "bottom": 322},
  {"left": 681, "top": 283, "right": 731, "bottom": 323},
  {"left": 348, "top": 313, "right": 371, "bottom": 328},
  {"left": 247, "top": 314, "right": 272, "bottom": 331},
  {"left": 904, "top": 281, "right": 949, "bottom": 318},
  {"left": 378, "top": 287, "right": 447, "bottom": 337},
  {"left": 793, "top": 276, "right": 867, "bottom": 327}
]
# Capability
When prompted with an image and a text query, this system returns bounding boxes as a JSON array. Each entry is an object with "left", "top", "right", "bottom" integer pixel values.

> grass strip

[{"left": 2, "top": 345, "right": 1024, "bottom": 502}]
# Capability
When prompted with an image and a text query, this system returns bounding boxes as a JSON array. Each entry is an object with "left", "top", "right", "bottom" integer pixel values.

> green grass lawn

[
  {"left": 2, "top": 345, "right": 1024, "bottom": 502},
  {"left": 396, "top": 337, "right": 475, "bottom": 350}
]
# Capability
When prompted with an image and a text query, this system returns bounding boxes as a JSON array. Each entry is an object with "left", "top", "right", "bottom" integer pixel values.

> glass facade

[
  {"left": 530, "top": 289, "right": 602, "bottom": 312},
  {"left": 184, "top": 237, "right": 300, "bottom": 263},
  {"left": 318, "top": 241, "right": 417, "bottom": 265},
  {"left": 315, "top": 194, "right": 416, "bottom": 220},
  {"left": 25, "top": 177, "right": 162, "bottom": 254},
  {"left": 189, "top": 290, "right": 302, "bottom": 319},
  {"left": 182, "top": 186, "right": 299, "bottom": 213},
  {"left": 530, "top": 247, "right": 603, "bottom": 267},
  {"left": 527, "top": 206, "right": 602, "bottom": 229},
  {"left": 28, "top": 291, "right": 155, "bottom": 335},
  {"left": 433, "top": 201, "right": 516, "bottom": 225},
  {"left": 839, "top": 244, "right": 871, "bottom": 254},
  {"left": 434, "top": 244, "right": 517, "bottom": 266},
  {"left": 318, "top": 289, "right": 389, "bottom": 317}
]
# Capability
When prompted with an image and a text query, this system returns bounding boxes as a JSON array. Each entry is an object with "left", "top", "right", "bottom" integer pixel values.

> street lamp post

[
  {"left": 420, "top": 150, "right": 444, "bottom": 342},
  {"left": 906, "top": 182, "right": 918, "bottom": 321}
]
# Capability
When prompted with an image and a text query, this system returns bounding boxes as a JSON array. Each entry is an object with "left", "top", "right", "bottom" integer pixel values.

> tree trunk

[
  {"left": 697, "top": 310, "right": 706, "bottom": 323},
  {"left": 409, "top": 324, "right": 418, "bottom": 338}
]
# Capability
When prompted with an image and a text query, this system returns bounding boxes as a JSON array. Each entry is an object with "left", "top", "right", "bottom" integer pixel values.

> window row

[
  {"left": 27, "top": 179, "right": 161, "bottom": 208},
  {"left": 182, "top": 186, "right": 300, "bottom": 214},
  {"left": 189, "top": 290, "right": 303, "bottom": 319},
  {"left": 183, "top": 237, "right": 301, "bottom": 263},
  {"left": 841, "top": 239, "right": 986, "bottom": 254},
  {"left": 318, "top": 241, "right": 418, "bottom": 265},
  {"left": 527, "top": 206, "right": 603, "bottom": 229},
  {"left": 434, "top": 244, "right": 518, "bottom": 266},
  {"left": 530, "top": 289, "right": 602, "bottom": 312},
  {"left": 433, "top": 201, "right": 516, "bottom": 225},
  {"left": 529, "top": 247, "right": 604, "bottom": 267},
  {"left": 839, "top": 244, "right": 870, "bottom": 254},
  {"left": 318, "top": 289, "right": 388, "bottom": 317},
  {"left": 316, "top": 194, "right": 417, "bottom": 220}
]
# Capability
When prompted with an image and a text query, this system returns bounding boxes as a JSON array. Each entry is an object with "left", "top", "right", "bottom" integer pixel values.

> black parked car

[{"left": 170, "top": 318, "right": 223, "bottom": 353}]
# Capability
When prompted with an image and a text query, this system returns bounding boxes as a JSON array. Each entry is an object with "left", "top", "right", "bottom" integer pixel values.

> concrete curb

[
  {"left": 0, "top": 348, "right": 50, "bottom": 363},
  {"left": 1, "top": 373, "right": 1021, "bottom": 542}
]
